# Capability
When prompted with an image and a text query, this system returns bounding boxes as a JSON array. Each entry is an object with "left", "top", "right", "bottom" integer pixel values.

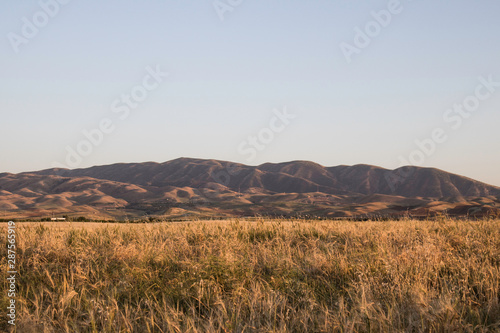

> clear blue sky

[{"left": 1, "top": 0, "right": 499, "bottom": 186}]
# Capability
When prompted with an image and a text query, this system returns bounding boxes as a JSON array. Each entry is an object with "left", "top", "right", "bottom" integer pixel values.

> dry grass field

[{"left": 1, "top": 218, "right": 499, "bottom": 332}]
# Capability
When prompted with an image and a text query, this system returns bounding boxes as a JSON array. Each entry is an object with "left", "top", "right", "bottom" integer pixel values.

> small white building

[{"left": 50, "top": 217, "right": 66, "bottom": 221}]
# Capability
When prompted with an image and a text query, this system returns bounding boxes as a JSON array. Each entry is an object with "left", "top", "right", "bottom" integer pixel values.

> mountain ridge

[
  {"left": 2, "top": 158, "right": 499, "bottom": 220},
  {"left": 26, "top": 159, "right": 499, "bottom": 197}
]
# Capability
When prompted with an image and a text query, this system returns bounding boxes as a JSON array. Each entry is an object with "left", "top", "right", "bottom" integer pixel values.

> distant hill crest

[{"left": 2, "top": 158, "right": 499, "bottom": 219}]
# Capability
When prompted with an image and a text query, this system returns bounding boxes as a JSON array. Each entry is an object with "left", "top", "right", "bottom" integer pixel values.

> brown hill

[
  {"left": 32, "top": 158, "right": 500, "bottom": 198},
  {"left": 1, "top": 158, "right": 499, "bottom": 220}
]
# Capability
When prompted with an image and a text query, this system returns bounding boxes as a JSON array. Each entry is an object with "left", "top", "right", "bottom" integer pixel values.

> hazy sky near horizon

[{"left": 1, "top": 0, "right": 500, "bottom": 186}]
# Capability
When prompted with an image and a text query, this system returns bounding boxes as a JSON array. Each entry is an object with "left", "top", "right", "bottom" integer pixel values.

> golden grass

[{"left": 1, "top": 218, "right": 499, "bottom": 332}]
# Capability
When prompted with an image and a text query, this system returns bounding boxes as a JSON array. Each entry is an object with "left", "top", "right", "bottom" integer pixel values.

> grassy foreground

[{"left": 1, "top": 219, "right": 499, "bottom": 332}]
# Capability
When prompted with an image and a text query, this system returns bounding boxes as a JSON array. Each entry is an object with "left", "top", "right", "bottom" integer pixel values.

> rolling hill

[{"left": 1, "top": 158, "right": 499, "bottom": 220}]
